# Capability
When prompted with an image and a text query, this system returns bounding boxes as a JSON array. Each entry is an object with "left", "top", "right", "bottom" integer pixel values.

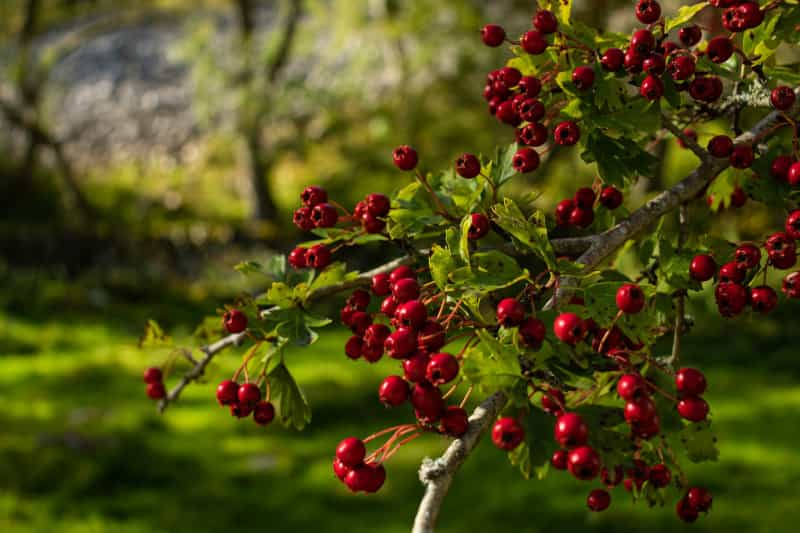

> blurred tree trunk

[{"left": 234, "top": 0, "right": 302, "bottom": 222}]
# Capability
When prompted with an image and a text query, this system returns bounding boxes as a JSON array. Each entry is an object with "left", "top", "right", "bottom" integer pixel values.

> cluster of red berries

[
  {"left": 293, "top": 185, "right": 338, "bottom": 231},
  {"left": 143, "top": 366, "right": 166, "bottom": 400},
  {"left": 333, "top": 437, "right": 387, "bottom": 493},
  {"left": 215, "top": 379, "right": 276, "bottom": 425},
  {"left": 690, "top": 214, "right": 800, "bottom": 317},
  {"left": 555, "top": 185, "right": 623, "bottom": 229},
  {"left": 769, "top": 152, "right": 800, "bottom": 186}
]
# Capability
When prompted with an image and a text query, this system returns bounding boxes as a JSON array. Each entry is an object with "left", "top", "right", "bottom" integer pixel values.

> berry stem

[
  {"left": 414, "top": 169, "right": 457, "bottom": 221},
  {"left": 459, "top": 385, "right": 474, "bottom": 408},
  {"left": 596, "top": 310, "right": 624, "bottom": 353}
]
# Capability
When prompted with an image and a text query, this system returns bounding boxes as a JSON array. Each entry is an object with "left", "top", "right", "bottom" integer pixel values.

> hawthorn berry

[
  {"left": 337, "top": 437, "right": 366, "bottom": 468},
  {"left": 554, "top": 412, "right": 589, "bottom": 448},
  {"left": 540, "top": 387, "right": 565, "bottom": 416},
  {"left": 512, "top": 147, "right": 540, "bottom": 173},
  {"left": 362, "top": 343, "right": 383, "bottom": 363},
  {"left": 384, "top": 327, "right": 416, "bottom": 359},
  {"left": 344, "top": 464, "right": 369, "bottom": 492},
  {"left": 392, "top": 145, "right": 418, "bottom": 171},
  {"left": 361, "top": 212, "right": 386, "bottom": 234},
  {"left": 715, "top": 282, "right": 749, "bottom": 317},
  {"left": 659, "top": 40, "right": 679, "bottom": 56},
  {"left": 668, "top": 55, "right": 695, "bottom": 81},
  {"left": 146, "top": 381, "right": 166, "bottom": 399},
  {"left": 143, "top": 367, "right": 162, "bottom": 384},
  {"left": 689, "top": 76, "right": 723, "bottom": 103},
  {"left": 676, "top": 497, "right": 699, "bottom": 523},
  {"left": 223, "top": 309, "right": 248, "bottom": 334},
  {"left": 517, "top": 123, "right": 548, "bottom": 147},
  {"left": 379, "top": 375, "right": 409, "bottom": 407},
  {"left": 617, "top": 373, "right": 646, "bottom": 401},
  {"left": 679, "top": 25, "right": 702, "bottom": 47},
  {"left": 288, "top": 247, "right": 308, "bottom": 269},
  {"left": 392, "top": 277, "right": 420, "bottom": 303},
  {"left": 481, "top": 24, "right": 505, "bottom": 47},
  {"left": 553, "top": 313, "right": 585, "bottom": 345},
  {"left": 587, "top": 488, "right": 611, "bottom": 512},
  {"left": 403, "top": 351, "right": 430, "bottom": 383},
  {"left": 786, "top": 210, "right": 800, "bottom": 240},
  {"left": 492, "top": 417, "right": 524, "bottom": 450},
  {"left": 690, "top": 254, "right": 717, "bottom": 282},
  {"left": 735, "top": 243, "right": 761, "bottom": 269},
  {"left": 551, "top": 449, "right": 568, "bottom": 470},
  {"left": 574, "top": 187, "right": 595, "bottom": 209},
  {"left": 366, "top": 193, "right": 390, "bottom": 217},
  {"left": 601, "top": 48, "right": 624, "bottom": 71},
  {"left": 567, "top": 446, "right": 601, "bottom": 481},
  {"left": 371, "top": 273, "right": 391, "bottom": 296},
  {"left": 554, "top": 121, "right": 580, "bottom": 146},
  {"left": 379, "top": 296, "right": 397, "bottom": 317},
  {"left": 440, "top": 406, "right": 469, "bottom": 437},
  {"left": 468, "top": 213, "right": 490, "bottom": 240},
  {"left": 456, "top": 153, "right": 481, "bottom": 179},
  {"left": 533, "top": 9, "right": 558, "bottom": 34},
  {"left": 216, "top": 380, "right": 239, "bottom": 406},
  {"left": 624, "top": 396, "right": 657, "bottom": 425},
  {"left": 677, "top": 395, "right": 709, "bottom": 422},
  {"left": 599, "top": 186, "right": 623, "bottom": 210},
  {"left": 601, "top": 465, "right": 624, "bottom": 488},
  {"left": 519, "top": 76, "right": 542, "bottom": 97},
  {"left": 390, "top": 265, "right": 416, "bottom": 284},
  {"left": 301, "top": 185, "right": 327, "bottom": 207},
  {"left": 411, "top": 382, "right": 445, "bottom": 422},
  {"left": 642, "top": 54, "right": 665, "bottom": 75},
  {"left": 362, "top": 463, "right": 386, "bottom": 493},
  {"left": 518, "top": 99, "right": 545, "bottom": 123},
  {"left": 496, "top": 298, "right": 525, "bottom": 327},
  {"left": 766, "top": 232, "right": 797, "bottom": 258},
  {"left": 555, "top": 199, "right": 575, "bottom": 226},
  {"left": 521, "top": 30, "right": 548, "bottom": 55},
  {"left": 630, "top": 29, "right": 655, "bottom": 55},
  {"left": 348, "top": 311, "right": 372, "bottom": 335},
  {"left": 333, "top": 458, "right": 350, "bottom": 481},
  {"left": 719, "top": 261, "right": 745, "bottom": 284},
  {"left": 345, "top": 335, "right": 363, "bottom": 360},
  {"left": 395, "top": 300, "right": 427, "bottom": 330},
  {"left": 640, "top": 75, "right": 664, "bottom": 101},
  {"left": 771, "top": 250, "right": 798, "bottom": 270},
  {"left": 730, "top": 187, "right": 748, "bottom": 208},
  {"left": 498, "top": 67, "right": 521, "bottom": 88},
  {"left": 771, "top": 86, "right": 796, "bottom": 111},
  {"left": 616, "top": 284, "right": 645, "bottom": 314},
  {"left": 707, "top": 135, "right": 733, "bottom": 158},
  {"left": 230, "top": 401, "right": 252, "bottom": 418},
  {"left": 253, "top": 401, "right": 275, "bottom": 426},
  {"left": 417, "top": 319, "right": 446, "bottom": 352},
  {"left": 347, "top": 290, "right": 371, "bottom": 311},
  {"left": 750, "top": 285, "right": 778, "bottom": 314},
  {"left": 306, "top": 244, "right": 332, "bottom": 269},
  {"left": 677, "top": 128, "right": 697, "bottom": 149},
  {"left": 687, "top": 487, "right": 713, "bottom": 512},
  {"left": 311, "top": 203, "right": 338, "bottom": 228},
  {"left": 426, "top": 353, "right": 460, "bottom": 386},
  {"left": 572, "top": 66, "right": 595, "bottom": 91},
  {"left": 519, "top": 317, "right": 546, "bottom": 349},
  {"left": 676, "top": 368, "right": 707, "bottom": 396},
  {"left": 624, "top": 48, "right": 644, "bottom": 73},
  {"left": 569, "top": 206, "right": 594, "bottom": 229},
  {"left": 496, "top": 100, "right": 521, "bottom": 126},
  {"left": 238, "top": 383, "right": 261, "bottom": 408},
  {"left": 293, "top": 206, "right": 314, "bottom": 231},
  {"left": 730, "top": 145, "right": 755, "bottom": 169},
  {"left": 363, "top": 324, "right": 391, "bottom": 350},
  {"left": 782, "top": 271, "right": 800, "bottom": 298},
  {"left": 648, "top": 464, "right": 671, "bottom": 488},
  {"left": 706, "top": 36, "right": 734, "bottom": 64},
  {"left": 635, "top": 0, "right": 661, "bottom": 24}
]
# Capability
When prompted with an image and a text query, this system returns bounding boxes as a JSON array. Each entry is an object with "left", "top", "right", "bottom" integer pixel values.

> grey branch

[{"left": 412, "top": 391, "right": 508, "bottom": 533}]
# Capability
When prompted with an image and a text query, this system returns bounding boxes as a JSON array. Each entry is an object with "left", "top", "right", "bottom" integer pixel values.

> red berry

[
  {"left": 630, "top": 29, "right": 655, "bottom": 55},
  {"left": 426, "top": 352, "right": 460, "bottom": 386},
  {"left": 771, "top": 155, "right": 794, "bottom": 182},
  {"left": 668, "top": 54, "right": 696, "bottom": 81},
  {"left": 518, "top": 98, "right": 545, "bottom": 123},
  {"left": 707, "top": 135, "right": 733, "bottom": 158},
  {"left": 392, "top": 145, "right": 418, "bottom": 171},
  {"left": 492, "top": 417, "right": 525, "bottom": 450},
  {"left": 687, "top": 487, "right": 713, "bottom": 512},
  {"left": 311, "top": 203, "right": 338, "bottom": 228},
  {"left": 333, "top": 458, "right": 350, "bottom": 481},
  {"left": 706, "top": 36, "right": 734, "bottom": 63},
  {"left": 679, "top": 25, "right": 702, "bottom": 47},
  {"left": 347, "top": 289, "right": 370, "bottom": 311},
  {"left": 601, "top": 465, "right": 624, "bottom": 487},
  {"left": 379, "top": 375, "right": 409, "bottom": 407},
  {"left": 676, "top": 497, "right": 699, "bottom": 523},
  {"left": 677, "top": 395, "right": 709, "bottom": 422},
  {"left": 395, "top": 300, "right": 427, "bottom": 330},
  {"left": 676, "top": 368, "right": 707, "bottom": 396},
  {"left": 599, "top": 186, "right": 623, "bottom": 210},
  {"left": 343, "top": 464, "right": 370, "bottom": 492},
  {"left": 216, "top": 380, "right": 239, "bottom": 406},
  {"left": 649, "top": 463, "right": 671, "bottom": 488},
  {"left": 519, "top": 76, "right": 542, "bottom": 97},
  {"left": 616, "top": 283, "right": 645, "bottom": 314},
  {"left": 371, "top": 273, "right": 391, "bottom": 296},
  {"left": 146, "top": 381, "right": 166, "bottom": 399},
  {"left": 361, "top": 212, "right": 386, "bottom": 234},
  {"left": 403, "top": 351, "right": 430, "bottom": 383},
  {"left": 635, "top": 0, "right": 661, "bottom": 24},
  {"left": 288, "top": 247, "right": 308, "bottom": 269},
  {"left": 456, "top": 153, "right": 481, "bottom": 179},
  {"left": 344, "top": 335, "right": 363, "bottom": 360},
  {"left": 417, "top": 319, "right": 446, "bottom": 352},
  {"left": 554, "top": 412, "right": 589, "bottom": 448},
  {"left": 735, "top": 244, "right": 761, "bottom": 270},
  {"left": 569, "top": 206, "right": 594, "bottom": 229},
  {"left": 690, "top": 254, "right": 717, "bottom": 282},
  {"left": 238, "top": 383, "right": 261, "bottom": 408},
  {"left": 572, "top": 65, "right": 595, "bottom": 90},
  {"left": 481, "top": 24, "right": 506, "bottom": 47},
  {"left": 336, "top": 437, "right": 366, "bottom": 468},
  {"left": 624, "top": 396, "right": 657, "bottom": 424},
  {"left": 551, "top": 449, "right": 568, "bottom": 469},
  {"left": 306, "top": 244, "right": 332, "bottom": 269},
  {"left": 677, "top": 128, "right": 698, "bottom": 149},
  {"left": 411, "top": 382, "right": 445, "bottom": 422},
  {"left": 384, "top": 327, "right": 416, "bottom": 359},
  {"left": 362, "top": 462, "right": 386, "bottom": 493},
  {"left": 348, "top": 311, "right": 372, "bottom": 336},
  {"left": 617, "top": 373, "right": 645, "bottom": 401},
  {"left": 730, "top": 145, "right": 755, "bottom": 169},
  {"left": 498, "top": 67, "right": 521, "bottom": 88},
  {"left": 519, "top": 317, "right": 546, "bottom": 349},
  {"left": 601, "top": 48, "right": 624, "bottom": 71},
  {"left": 392, "top": 277, "right": 420, "bottom": 303},
  {"left": 390, "top": 265, "right": 416, "bottom": 284},
  {"left": 540, "top": 387, "right": 565, "bottom": 416},
  {"left": 362, "top": 343, "right": 383, "bottom": 363},
  {"left": 790, "top": 162, "right": 800, "bottom": 186},
  {"left": 554, "top": 121, "right": 580, "bottom": 146},
  {"left": 533, "top": 9, "right": 558, "bottom": 33},
  {"left": 229, "top": 401, "right": 253, "bottom": 418},
  {"left": 363, "top": 324, "right": 390, "bottom": 349},
  {"left": 715, "top": 282, "right": 749, "bottom": 317},
  {"left": 642, "top": 53, "right": 665, "bottom": 75},
  {"left": 553, "top": 313, "right": 585, "bottom": 345},
  {"left": 223, "top": 309, "right": 248, "bottom": 334},
  {"left": 143, "top": 367, "right": 162, "bottom": 384},
  {"left": 301, "top": 185, "right": 327, "bottom": 207},
  {"left": 719, "top": 261, "right": 745, "bottom": 284},
  {"left": 468, "top": 213, "right": 490, "bottom": 240},
  {"left": 440, "top": 406, "right": 469, "bottom": 437},
  {"left": 512, "top": 147, "right": 540, "bottom": 173},
  {"left": 659, "top": 40, "right": 679, "bottom": 56},
  {"left": 379, "top": 296, "right": 397, "bottom": 317},
  {"left": 495, "top": 100, "right": 521, "bottom": 126},
  {"left": 689, "top": 75, "right": 723, "bottom": 103},
  {"left": 624, "top": 47, "right": 644, "bottom": 73},
  {"left": 521, "top": 30, "right": 548, "bottom": 55},
  {"left": 496, "top": 298, "right": 525, "bottom": 327},
  {"left": 574, "top": 187, "right": 595, "bottom": 209},
  {"left": 517, "top": 123, "right": 548, "bottom": 147},
  {"left": 750, "top": 285, "right": 778, "bottom": 314},
  {"left": 771, "top": 86, "right": 796, "bottom": 111},
  {"left": 587, "top": 488, "right": 611, "bottom": 512},
  {"left": 771, "top": 251, "right": 798, "bottom": 270},
  {"left": 766, "top": 231, "right": 797, "bottom": 257},
  {"left": 555, "top": 199, "right": 575, "bottom": 226},
  {"left": 567, "top": 446, "right": 601, "bottom": 480},
  {"left": 253, "top": 401, "right": 275, "bottom": 425},
  {"left": 782, "top": 271, "right": 800, "bottom": 298},
  {"left": 730, "top": 186, "right": 748, "bottom": 208},
  {"left": 786, "top": 210, "right": 800, "bottom": 240},
  {"left": 293, "top": 207, "right": 314, "bottom": 231},
  {"left": 366, "top": 193, "right": 390, "bottom": 217}
]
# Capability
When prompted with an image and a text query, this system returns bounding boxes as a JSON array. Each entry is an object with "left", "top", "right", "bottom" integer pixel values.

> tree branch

[
  {"left": 412, "top": 390, "right": 508, "bottom": 533},
  {"left": 267, "top": 0, "right": 302, "bottom": 83}
]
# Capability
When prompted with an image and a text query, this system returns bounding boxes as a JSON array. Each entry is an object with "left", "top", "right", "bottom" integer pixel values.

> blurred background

[{"left": 1, "top": 0, "right": 799, "bottom": 531}]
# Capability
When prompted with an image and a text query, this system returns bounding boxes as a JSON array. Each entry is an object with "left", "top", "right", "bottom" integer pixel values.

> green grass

[{"left": 1, "top": 297, "right": 800, "bottom": 533}]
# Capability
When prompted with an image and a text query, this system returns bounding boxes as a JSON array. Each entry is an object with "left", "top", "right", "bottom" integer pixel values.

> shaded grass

[{"left": 1, "top": 300, "right": 800, "bottom": 533}]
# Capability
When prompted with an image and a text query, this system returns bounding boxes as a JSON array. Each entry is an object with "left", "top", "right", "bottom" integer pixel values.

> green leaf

[
  {"left": 267, "top": 361, "right": 312, "bottom": 430},
  {"left": 583, "top": 281, "right": 657, "bottom": 344},
  {"left": 234, "top": 260, "right": 267, "bottom": 276},
  {"left": 582, "top": 131, "right": 659, "bottom": 187},
  {"left": 459, "top": 215, "right": 473, "bottom": 264},
  {"left": 660, "top": 250, "right": 702, "bottom": 291},
  {"left": 680, "top": 421, "right": 719, "bottom": 463},
  {"left": 508, "top": 408, "right": 557, "bottom": 480},
  {"left": 665, "top": 3, "right": 708, "bottom": 32},
  {"left": 462, "top": 330, "right": 521, "bottom": 393},
  {"left": 429, "top": 244, "right": 459, "bottom": 290},
  {"left": 451, "top": 251, "right": 529, "bottom": 291},
  {"left": 707, "top": 170, "right": 738, "bottom": 211},
  {"left": 488, "top": 143, "right": 518, "bottom": 189},
  {"left": 264, "top": 282, "right": 296, "bottom": 308},
  {"left": 307, "top": 262, "right": 357, "bottom": 295},
  {"left": 492, "top": 199, "right": 557, "bottom": 270},
  {"left": 139, "top": 320, "right": 173, "bottom": 349}
]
